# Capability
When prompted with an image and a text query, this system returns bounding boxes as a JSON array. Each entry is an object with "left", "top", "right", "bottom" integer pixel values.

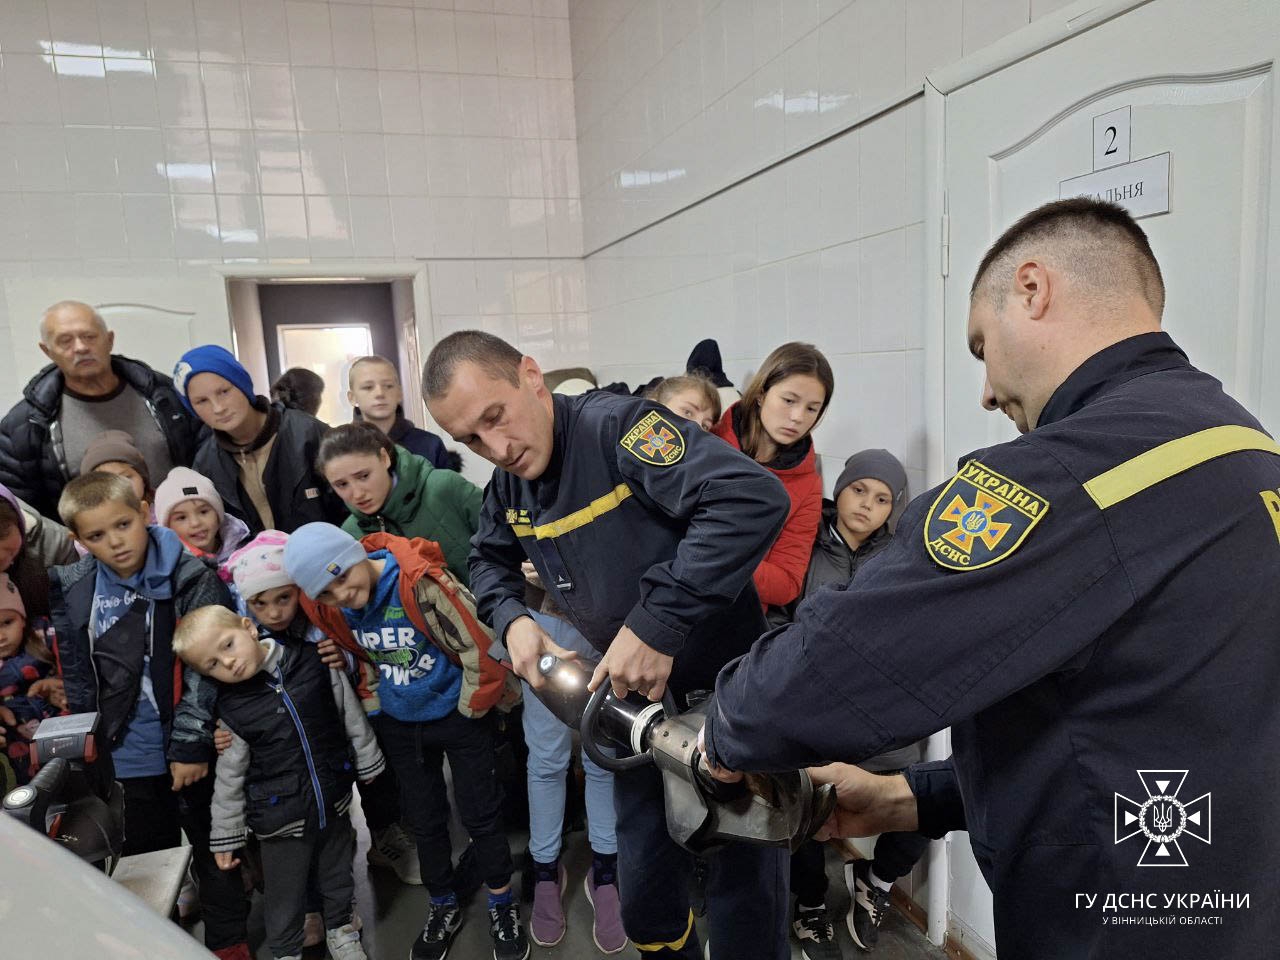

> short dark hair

[
  {"left": 422, "top": 330, "right": 523, "bottom": 400},
  {"left": 971, "top": 198, "right": 1165, "bottom": 315}
]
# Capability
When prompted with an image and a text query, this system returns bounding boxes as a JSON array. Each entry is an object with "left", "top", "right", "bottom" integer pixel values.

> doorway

[
  {"left": 931, "top": 0, "right": 1280, "bottom": 469},
  {"left": 258, "top": 281, "right": 397, "bottom": 426},
  {"left": 223, "top": 272, "right": 428, "bottom": 431}
]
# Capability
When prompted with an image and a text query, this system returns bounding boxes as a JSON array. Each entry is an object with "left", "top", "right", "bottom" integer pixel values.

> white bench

[{"left": 113, "top": 845, "right": 193, "bottom": 917}]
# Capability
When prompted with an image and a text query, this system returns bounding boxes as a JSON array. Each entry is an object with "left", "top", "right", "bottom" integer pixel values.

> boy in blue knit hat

[{"left": 173, "top": 345, "right": 343, "bottom": 536}]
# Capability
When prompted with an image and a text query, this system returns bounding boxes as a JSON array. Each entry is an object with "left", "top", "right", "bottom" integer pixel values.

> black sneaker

[
  {"left": 411, "top": 899, "right": 462, "bottom": 960},
  {"left": 844, "top": 860, "right": 892, "bottom": 952},
  {"left": 793, "top": 904, "right": 843, "bottom": 960},
  {"left": 489, "top": 900, "right": 529, "bottom": 960}
]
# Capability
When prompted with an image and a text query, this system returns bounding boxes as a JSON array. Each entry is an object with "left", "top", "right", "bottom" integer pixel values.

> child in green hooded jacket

[{"left": 317, "top": 423, "right": 481, "bottom": 588}]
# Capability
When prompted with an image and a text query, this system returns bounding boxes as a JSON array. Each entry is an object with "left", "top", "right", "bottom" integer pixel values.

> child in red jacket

[{"left": 711, "top": 342, "right": 833, "bottom": 611}]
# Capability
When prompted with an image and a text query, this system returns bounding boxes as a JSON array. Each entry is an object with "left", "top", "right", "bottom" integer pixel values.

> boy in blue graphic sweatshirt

[{"left": 284, "top": 522, "right": 526, "bottom": 960}]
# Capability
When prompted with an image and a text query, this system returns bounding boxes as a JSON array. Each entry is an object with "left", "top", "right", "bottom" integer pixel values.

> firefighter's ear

[{"left": 520, "top": 354, "right": 545, "bottom": 391}]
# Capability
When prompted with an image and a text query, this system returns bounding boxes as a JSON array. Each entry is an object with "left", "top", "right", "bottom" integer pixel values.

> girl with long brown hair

[{"left": 711, "top": 342, "right": 833, "bottom": 610}]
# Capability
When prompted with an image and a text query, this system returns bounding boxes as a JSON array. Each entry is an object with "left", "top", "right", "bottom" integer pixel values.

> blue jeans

[{"left": 523, "top": 610, "right": 617, "bottom": 863}]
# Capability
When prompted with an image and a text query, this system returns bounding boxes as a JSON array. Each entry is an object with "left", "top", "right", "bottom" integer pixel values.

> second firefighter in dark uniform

[{"left": 425, "top": 332, "right": 792, "bottom": 960}]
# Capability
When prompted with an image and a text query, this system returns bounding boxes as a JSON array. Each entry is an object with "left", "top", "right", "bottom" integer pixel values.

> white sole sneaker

[
  {"left": 582, "top": 874, "right": 629, "bottom": 955},
  {"left": 528, "top": 862, "right": 567, "bottom": 948}
]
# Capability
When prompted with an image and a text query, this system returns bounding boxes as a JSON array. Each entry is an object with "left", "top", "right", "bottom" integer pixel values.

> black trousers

[
  {"left": 868, "top": 831, "right": 932, "bottom": 882},
  {"left": 355, "top": 764, "right": 400, "bottom": 834},
  {"left": 120, "top": 769, "right": 250, "bottom": 951},
  {"left": 790, "top": 839, "right": 829, "bottom": 909},
  {"left": 371, "top": 710, "right": 513, "bottom": 896},
  {"left": 261, "top": 812, "right": 355, "bottom": 958}
]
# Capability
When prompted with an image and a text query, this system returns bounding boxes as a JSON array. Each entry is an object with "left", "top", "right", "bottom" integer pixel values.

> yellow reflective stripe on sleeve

[
  {"left": 1083, "top": 425, "right": 1280, "bottom": 510},
  {"left": 533, "top": 483, "right": 632, "bottom": 538},
  {"left": 634, "top": 910, "right": 695, "bottom": 952},
  {"left": 513, "top": 483, "right": 633, "bottom": 540}
]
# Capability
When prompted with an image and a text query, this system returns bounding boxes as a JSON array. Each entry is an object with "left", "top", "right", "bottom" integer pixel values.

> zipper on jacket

[
  {"left": 272, "top": 665, "right": 327, "bottom": 831},
  {"left": 142, "top": 395, "right": 179, "bottom": 463},
  {"left": 49, "top": 419, "right": 70, "bottom": 481}
]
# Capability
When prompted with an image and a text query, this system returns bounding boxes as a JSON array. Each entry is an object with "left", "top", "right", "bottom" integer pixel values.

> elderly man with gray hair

[{"left": 0, "top": 300, "right": 200, "bottom": 520}]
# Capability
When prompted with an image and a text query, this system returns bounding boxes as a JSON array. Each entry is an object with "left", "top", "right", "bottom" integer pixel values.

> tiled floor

[{"left": 192, "top": 799, "right": 948, "bottom": 960}]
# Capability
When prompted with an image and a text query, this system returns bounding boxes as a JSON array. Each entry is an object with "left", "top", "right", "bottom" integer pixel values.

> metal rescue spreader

[{"left": 533, "top": 655, "right": 835, "bottom": 855}]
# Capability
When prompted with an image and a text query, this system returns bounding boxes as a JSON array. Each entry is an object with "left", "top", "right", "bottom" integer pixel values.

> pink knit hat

[
  {"left": 0, "top": 572, "right": 26, "bottom": 620},
  {"left": 221, "top": 530, "right": 294, "bottom": 600}
]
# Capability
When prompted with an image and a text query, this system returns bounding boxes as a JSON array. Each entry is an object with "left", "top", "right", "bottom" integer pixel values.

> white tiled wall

[
  {"left": 571, "top": 0, "right": 1076, "bottom": 501},
  {"left": 0, "top": 0, "right": 586, "bottom": 393}
]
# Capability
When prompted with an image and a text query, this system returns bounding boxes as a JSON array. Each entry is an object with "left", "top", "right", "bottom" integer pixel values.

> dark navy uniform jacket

[
  {"left": 469, "top": 391, "right": 789, "bottom": 695},
  {"left": 704, "top": 333, "right": 1280, "bottom": 958}
]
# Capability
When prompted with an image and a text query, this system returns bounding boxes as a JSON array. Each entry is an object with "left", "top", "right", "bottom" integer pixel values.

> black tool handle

[
  {"left": 3, "top": 756, "right": 69, "bottom": 831},
  {"left": 580, "top": 680, "right": 651, "bottom": 772},
  {"left": 579, "top": 677, "right": 678, "bottom": 772}
]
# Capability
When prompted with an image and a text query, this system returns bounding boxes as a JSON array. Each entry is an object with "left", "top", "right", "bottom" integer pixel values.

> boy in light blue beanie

[
  {"left": 173, "top": 345, "right": 256, "bottom": 414},
  {"left": 282, "top": 522, "right": 368, "bottom": 602},
  {"left": 283, "top": 521, "right": 526, "bottom": 960}
]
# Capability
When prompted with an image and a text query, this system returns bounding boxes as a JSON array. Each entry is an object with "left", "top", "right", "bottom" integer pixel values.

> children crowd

[{"left": 0, "top": 308, "right": 915, "bottom": 960}]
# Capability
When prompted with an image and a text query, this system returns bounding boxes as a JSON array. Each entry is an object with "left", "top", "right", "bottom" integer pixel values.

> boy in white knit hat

[{"left": 156, "top": 466, "right": 250, "bottom": 565}]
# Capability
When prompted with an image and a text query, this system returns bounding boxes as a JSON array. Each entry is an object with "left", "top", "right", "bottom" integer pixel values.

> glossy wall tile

[{"left": 0, "top": 0, "right": 584, "bottom": 377}]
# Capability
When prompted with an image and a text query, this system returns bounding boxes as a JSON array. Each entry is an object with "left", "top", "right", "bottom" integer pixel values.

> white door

[
  {"left": 1, "top": 274, "right": 232, "bottom": 411},
  {"left": 939, "top": 0, "right": 1280, "bottom": 471},
  {"left": 929, "top": 0, "right": 1280, "bottom": 953}
]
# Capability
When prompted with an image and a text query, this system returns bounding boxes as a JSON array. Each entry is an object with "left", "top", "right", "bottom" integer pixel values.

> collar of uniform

[
  {"left": 1036, "top": 331, "right": 1188, "bottom": 428},
  {"left": 546, "top": 393, "right": 574, "bottom": 482}
]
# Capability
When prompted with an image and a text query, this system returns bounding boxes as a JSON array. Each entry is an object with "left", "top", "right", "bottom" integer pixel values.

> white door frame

[
  {"left": 921, "top": 0, "right": 1157, "bottom": 488},
  {"left": 210, "top": 261, "right": 435, "bottom": 423},
  {"left": 917, "top": 0, "right": 1158, "bottom": 947}
]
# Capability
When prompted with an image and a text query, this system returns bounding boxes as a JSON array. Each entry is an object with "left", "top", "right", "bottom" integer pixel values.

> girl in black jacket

[{"left": 173, "top": 346, "right": 344, "bottom": 535}]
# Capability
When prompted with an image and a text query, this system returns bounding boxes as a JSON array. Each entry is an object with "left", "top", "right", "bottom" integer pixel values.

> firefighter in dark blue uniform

[
  {"left": 702, "top": 199, "right": 1280, "bottom": 959},
  {"left": 423, "top": 331, "right": 793, "bottom": 960}
]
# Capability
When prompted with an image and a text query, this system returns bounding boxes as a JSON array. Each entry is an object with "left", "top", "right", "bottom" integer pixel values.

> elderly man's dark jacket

[{"left": 0, "top": 355, "right": 200, "bottom": 519}]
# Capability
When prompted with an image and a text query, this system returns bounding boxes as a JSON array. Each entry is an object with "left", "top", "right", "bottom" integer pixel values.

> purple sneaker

[
  {"left": 529, "top": 861, "right": 567, "bottom": 947},
  {"left": 584, "top": 872, "right": 628, "bottom": 954}
]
